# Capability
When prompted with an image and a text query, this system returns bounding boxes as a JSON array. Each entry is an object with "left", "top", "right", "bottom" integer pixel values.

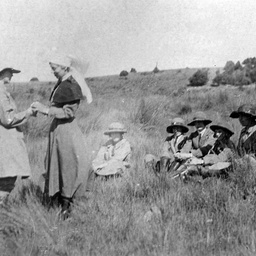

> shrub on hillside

[
  {"left": 188, "top": 69, "right": 209, "bottom": 87},
  {"left": 30, "top": 77, "right": 39, "bottom": 82},
  {"left": 120, "top": 70, "right": 129, "bottom": 77},
  {"left": 211, "top": 70, "right": 222, "bottom": 86},
  {"left": 212, "top": 57, "right": 256, "bottom": 86},
  {"left": 153, "top": 66, "right": 160, "bottom": 73}
]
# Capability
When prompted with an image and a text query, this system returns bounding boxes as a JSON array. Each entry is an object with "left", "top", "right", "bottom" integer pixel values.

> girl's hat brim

[
  {"left": 210, "top": 124, "right": 234, "bottom": 136},
  {"left": 104, "top": 129, "right": 127, "bottom": 135},
  {"left": 230, "top": 111, "right": 255, "bottom": 118},
  {"left": 230, "top": 104, "right": 256, "bottom": 118},
  {"left": 166, "top": 124, "right": 189, "bottom": 133},
  {"left": 230, "top": 111, "right": 240, "bottom": 118},
  {"left": 187, "top": 119, "right": 212, "bottom": 126}
]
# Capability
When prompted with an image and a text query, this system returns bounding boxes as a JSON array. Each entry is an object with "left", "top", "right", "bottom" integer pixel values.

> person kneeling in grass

[
  {"left": 144, "top": 117, "right": 189, "bottom": 174},
  {"left": 173, "top": 122, "right": 235, "bottom": 179},
  {"left": 92, "top": 122, "right": 132, "bottom": 177}
]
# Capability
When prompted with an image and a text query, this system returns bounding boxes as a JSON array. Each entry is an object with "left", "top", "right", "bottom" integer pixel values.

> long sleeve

[
  {"left": 191, "top": 132, "right": 216, "bottom": 158},
  {"left": 237, "top": 128, "right": 256, "bottom": 157},
  {"left": 0, "top": 89, "right": 29, "bottom": 128},
  {"left": 191, "top": 144, "right": 213, "bottom": 158},
  {"left": 92, "top": 139, "right": 131, "bottom": 172},
  {"left": 110, "top": 140, "right": 131, "bottom": 161},
  {"left": 203, "top": 148, "right": 233, "bottom": 165},
  {"left": 92, "top": 146, "right": 108, "bottom": 170},
  {"left": 161, "top": 140, "right": 173, "bottom": 158},
  {"left": 181, "top": 139, "right": 193, "bottom": 153},
  {"left": 48, "top": 102, "right": 79, "bottom": 119}
]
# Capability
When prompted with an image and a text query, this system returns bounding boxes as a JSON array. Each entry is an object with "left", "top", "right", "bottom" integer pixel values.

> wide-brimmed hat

[
  {"left": 104, "top": 122, "right": 127, "bottom": 135},
  {"left": 210, "top": 122, "right": 234, "bottom": 137},
  {"left": 166, "top": 117, "right": 189, "bottom": 133},
  {"left": 0, "top": 68, "right": 21, "bottom": 76},
  {"left": 187, "top": 111, "right": 212, "bottom": 126},
  {"left": 230, "top": 104, "right": 256, "bottom": 118}
]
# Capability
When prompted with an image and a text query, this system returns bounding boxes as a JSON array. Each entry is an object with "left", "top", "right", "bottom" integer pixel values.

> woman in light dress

[{"left": 0, "top": 67, "right": 35, "bottom": 201}]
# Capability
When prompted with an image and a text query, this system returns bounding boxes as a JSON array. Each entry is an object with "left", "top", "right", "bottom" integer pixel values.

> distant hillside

[
  {"left": 86, "top": 67, "right": 222, "bottom": 97},
  {"left": 11, "top": 67, "right": 222, "bottom": 99}
]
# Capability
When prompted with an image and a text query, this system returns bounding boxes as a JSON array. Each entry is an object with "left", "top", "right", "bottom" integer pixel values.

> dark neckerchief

[{"left": 49, "top": 79, "right": 61, "bottom": 102}]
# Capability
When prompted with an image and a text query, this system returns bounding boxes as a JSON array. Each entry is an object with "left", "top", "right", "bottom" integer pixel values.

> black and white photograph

[{"left": 1, "top": 0, "right": 256, "bottom": 255}]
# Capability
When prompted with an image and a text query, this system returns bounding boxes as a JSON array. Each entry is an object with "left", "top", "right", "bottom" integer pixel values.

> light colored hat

[
  {"left": 49, "top": 53, "right": 93, "bottom": 104},
  {"left": 49, "top": 54, "right": 71, "bottom": 67},
  {"left": 187, "top": 111, "right": 212, "bottom": 126},
  {"left": 166, "top": 117, "right": 189, "bottom": 133},
  {"left": 104, "top": 122, "right": 127, "bottom": 135}
]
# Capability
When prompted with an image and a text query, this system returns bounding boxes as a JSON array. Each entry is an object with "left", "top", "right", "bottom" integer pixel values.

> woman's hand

[
  {"left": 31, "top": 101, "right": 49, "bottom": 115},
  {"left": 174, "top": 152, "right": 193, "bottom": 160},
  {"left": 188, "top": 157, "right": 204, "bottom": 165},
  {"left": 26, "top": 106, "right": 38, "bottom": 117}
]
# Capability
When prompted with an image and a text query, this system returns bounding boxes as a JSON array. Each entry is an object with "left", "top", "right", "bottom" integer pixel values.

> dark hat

[
  {"left": 187, "top": 111, "right": 212, "bottom": 126},
  {"left": 210, "top": 122, "right": 234, "bottom": 137},
  {"left": 0, "top": 68, "right": 21, "bottom": 76},
  {"left": 166, "top": 117, "right": 189, "bottom": 133},
  {"left": 230, "top": 104, "right": 256, "bottom": 118}
]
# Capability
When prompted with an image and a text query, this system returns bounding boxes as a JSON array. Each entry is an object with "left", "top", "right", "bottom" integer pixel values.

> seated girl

[{"left": 92, "top": 122, "right": 131, "bottom": 176}]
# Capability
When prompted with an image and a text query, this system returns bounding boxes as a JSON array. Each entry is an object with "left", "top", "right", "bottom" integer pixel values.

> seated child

[
  {"left": 144, "top": 117, "right": 189, "bottom": 174},
  {"left": 92, "top": 122, "right": 131, "bottom": 176},
  {"left": 172, "top": 122, "right": 235, "bottom": 179}
]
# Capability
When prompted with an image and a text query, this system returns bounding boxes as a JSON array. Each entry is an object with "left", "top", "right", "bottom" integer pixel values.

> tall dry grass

[{"left": 1, "top": 77, "right": 256, "bottom": 255}]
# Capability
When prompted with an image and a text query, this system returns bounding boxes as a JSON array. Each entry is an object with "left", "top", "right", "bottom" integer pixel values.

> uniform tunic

[
  {"left": 92, "top": 138, "right": 131, "bottom": 176},
  {"left": 44, "top": 76, "right": 89, "bottom": 198},
  {"left": 182, "top": 127, "right": 216, "bottom": 157},
  {"left": 203, "top": 139, "right": 235, "bottom": 165},
  {"left": 144, "top": 134, "right": 187, "bottom": 171},
  {"left": 0, "top": 81, "right": 31, "bottom": 178},
  {"left": 161, "top": 134, "right": 187, "bottom": 160},
  {"left": 237, "top": 125, "right": 256, "bottom": 157}
]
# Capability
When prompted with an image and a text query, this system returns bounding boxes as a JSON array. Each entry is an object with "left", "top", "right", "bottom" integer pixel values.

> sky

[{"left": 1, "top": 0, "right": 256, "bottom": 82}]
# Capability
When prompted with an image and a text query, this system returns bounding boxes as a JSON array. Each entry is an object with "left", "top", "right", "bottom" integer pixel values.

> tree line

[{"left": 188, "top": 57, "right": 256, "bottom": 87}]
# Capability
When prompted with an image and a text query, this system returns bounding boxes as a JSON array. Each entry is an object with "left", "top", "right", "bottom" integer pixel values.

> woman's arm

[
  {"left": 0, "top": 91, "right": 32, "bottom": 128},
  {"left": 32, "top": 101, "right": 79, "bottom": 119},
  {"left": 48, "top": 102, "right": 79, "bottom": 119},
  {"left": 203, "top": 148, "right": 233, "bottom": 165},
  {"left": 110, "top": 141, "right": 131, "bottom": 161},
  {"left": 92, "top": 146, "right": 108, "bottom": 170}
]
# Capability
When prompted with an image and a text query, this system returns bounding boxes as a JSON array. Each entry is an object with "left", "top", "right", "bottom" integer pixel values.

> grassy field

[{"left": 1, "top": 68, "right": 256, "bottom": 255}]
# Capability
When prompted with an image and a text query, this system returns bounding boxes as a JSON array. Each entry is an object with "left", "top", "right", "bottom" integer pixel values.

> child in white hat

[{"left": 92, "top": 122, "right": 131, "bottom": 176}]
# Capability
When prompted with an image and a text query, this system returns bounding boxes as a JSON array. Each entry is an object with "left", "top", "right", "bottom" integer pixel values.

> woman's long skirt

[{"left": 44, "top": 117, "right": 89, "bottom": 198}]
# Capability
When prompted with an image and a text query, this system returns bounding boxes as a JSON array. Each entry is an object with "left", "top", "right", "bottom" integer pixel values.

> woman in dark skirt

[{"left": 32, "top": 55, "right": 92, "bottom": 218}]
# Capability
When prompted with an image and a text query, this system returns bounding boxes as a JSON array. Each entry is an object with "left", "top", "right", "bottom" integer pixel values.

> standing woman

[
  {"left": 32, "top": 55, "right": 92, "bottom": 218},
  {"left": 0, "top": 68, "right": 34, "bottom": 201}
]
